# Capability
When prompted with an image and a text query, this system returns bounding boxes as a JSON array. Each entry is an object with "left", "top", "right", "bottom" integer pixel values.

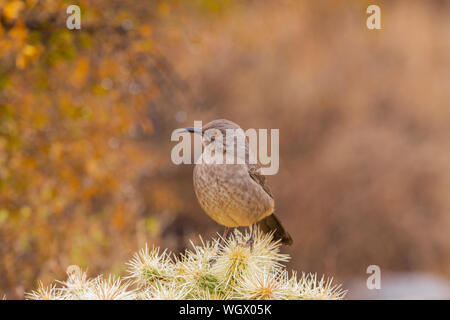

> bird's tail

[{"left": 257, "top": 214, "right": 293, "bottom": 245}]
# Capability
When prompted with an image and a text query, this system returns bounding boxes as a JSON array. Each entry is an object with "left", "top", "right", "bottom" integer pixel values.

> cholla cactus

[
  {"left": 140, "top": 281, "right": 192, "bottom": 300},
  {"left": 125, "top": 245, "right": 174, "bottom": 287},
  {"left": 25, "top": 282, "right": 65, "bottom": 300},
  {"left": 57, "top": 265, "right": 93, "bottom": 299},
  {"left": 84, "top": 275, "right": 137, "bottom": 300},
  {"left": 26, "top": 228, "right": 346, "bottom": 300},
  {"left": 211, "top": 230, "right": 290, "bottom": 289},
  {"left": 234, "top": 267, "right": 292, "bottom": 300}
]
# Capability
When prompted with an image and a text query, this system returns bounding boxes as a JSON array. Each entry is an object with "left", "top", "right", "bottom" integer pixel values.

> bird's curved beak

[{"left": 176, "top": 127, "right": 203, "bottom": 135}]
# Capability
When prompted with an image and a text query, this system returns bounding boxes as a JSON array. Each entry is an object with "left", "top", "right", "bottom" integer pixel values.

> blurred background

[{"left": 1, "top": 0, "right": 449, "bottom": 299}]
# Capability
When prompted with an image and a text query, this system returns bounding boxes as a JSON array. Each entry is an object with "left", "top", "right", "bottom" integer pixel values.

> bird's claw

[{"left": 244, "top": 238, "right": 254, "bottom": 251}]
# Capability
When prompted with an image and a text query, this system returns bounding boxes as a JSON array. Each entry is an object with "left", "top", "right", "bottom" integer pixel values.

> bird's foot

[
  {"left": 244, "top": 237, "right": 254, "bottom": 252},
  {"left": 208, "top": 237, "right": 224, "bottom": 265},
  {"left": 208, "top": 256, "right": 217, "bottom": 265},
  {"left": 243, "top": 224, "right": 256, "bottom": 251}
]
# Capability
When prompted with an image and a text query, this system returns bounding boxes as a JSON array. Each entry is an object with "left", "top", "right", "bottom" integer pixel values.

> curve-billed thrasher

[{"left": 180, "top": 119, "right": 292, "bottom": 245}]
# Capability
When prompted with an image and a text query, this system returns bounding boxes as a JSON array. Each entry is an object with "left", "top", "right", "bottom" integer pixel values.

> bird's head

[{"left": 178, "top": 119, "right": 242, "bottom": 149}]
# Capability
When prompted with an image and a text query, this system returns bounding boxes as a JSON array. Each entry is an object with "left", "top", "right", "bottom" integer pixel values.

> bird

[{"left": 179, "top": 119, "right": 292, "bottom": 246}]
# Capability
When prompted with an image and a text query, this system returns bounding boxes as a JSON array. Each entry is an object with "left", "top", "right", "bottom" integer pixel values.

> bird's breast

[{"left": 193, "top": 163, "right": 274, "bottom": 227}]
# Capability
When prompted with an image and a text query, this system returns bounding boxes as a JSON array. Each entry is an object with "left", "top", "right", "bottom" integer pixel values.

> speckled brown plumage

[{"left": 190, "top": 119, "right": 292, "bottom": 245}]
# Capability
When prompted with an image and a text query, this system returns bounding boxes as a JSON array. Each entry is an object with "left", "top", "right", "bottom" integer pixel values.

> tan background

[{"left": 0, "top": 0, "right": 449, "bottom": 298}]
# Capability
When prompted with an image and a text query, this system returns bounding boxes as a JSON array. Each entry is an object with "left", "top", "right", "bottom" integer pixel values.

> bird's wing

[
  {"left": 245, "top": 141, "right": 292, "bottom": 245},
  {"left": 244, "top": 138, "right": 274, "bottom": 199},
  {"left": 248, "top": 163, "right": 274, "bottom": 199}
]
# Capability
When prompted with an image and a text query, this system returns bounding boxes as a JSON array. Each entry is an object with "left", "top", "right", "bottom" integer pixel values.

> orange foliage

[{"left": 1, "top": 0, "right": 450, "bottom": 298}]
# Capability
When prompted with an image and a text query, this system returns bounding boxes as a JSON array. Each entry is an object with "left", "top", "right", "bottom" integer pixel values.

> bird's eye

[{"left": 210, "top": 136, "right": 215, "bottom": 142}]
